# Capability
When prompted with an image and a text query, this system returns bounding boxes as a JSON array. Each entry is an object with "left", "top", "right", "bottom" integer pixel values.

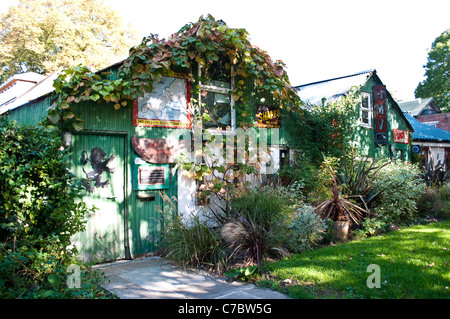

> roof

[
  {"left": 0, "top": 72, "right": 46, "bottom": 91},
  {"left": 294, "top": 69, "right": 375, "bottom": 105},
  {"left": 295, "top": 69, "right": 414, "bottom": 132},
  {"left": 403, "top": 112, "right": 450, "bottom": 142},
  {"left": 398, "top": 98, "right": 440, "bottom": 116},
  {"left": 0, "top": 72, "right": 58, "bottom": 115}
]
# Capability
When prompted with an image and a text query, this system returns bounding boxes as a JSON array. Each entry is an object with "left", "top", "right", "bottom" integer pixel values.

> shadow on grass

[{"left": 260, "top": 221, "right": 450, "bottom": 299}]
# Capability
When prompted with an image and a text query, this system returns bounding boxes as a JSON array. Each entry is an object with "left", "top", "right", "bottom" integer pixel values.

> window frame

[
  {"left": 198, "top": 64, "right": 236, "bottom": 134},
  {"left": 360, "top": 91, "right": 372, "bottom": 128}
]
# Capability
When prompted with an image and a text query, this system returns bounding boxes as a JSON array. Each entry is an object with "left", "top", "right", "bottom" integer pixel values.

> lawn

[{"left": 258, "top": 220, "right": 450, "bottom": 299}]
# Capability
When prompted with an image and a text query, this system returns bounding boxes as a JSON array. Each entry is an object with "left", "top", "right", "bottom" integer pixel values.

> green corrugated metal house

[
  {"left": 0, "top": 18, "right": 299, "bottom": 263},
  {"left": 295, "top": 70, "right": 414, "bottom": 161}
]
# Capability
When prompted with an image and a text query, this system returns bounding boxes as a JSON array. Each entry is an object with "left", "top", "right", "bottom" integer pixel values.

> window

[
  {"left": 198, "top": 63, "right": 235, "bottom": 131},
  {"left": 360, "top": 92, "right": 372, "bottom": 128}
]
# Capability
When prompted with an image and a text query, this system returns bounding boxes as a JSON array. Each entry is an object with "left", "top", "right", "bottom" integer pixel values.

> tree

[
  {"left": 0, "top": 0, "right": 137, "bottom": 84},
  {"left": 415, "top": 29, "right": 450, "bottom": 111}
]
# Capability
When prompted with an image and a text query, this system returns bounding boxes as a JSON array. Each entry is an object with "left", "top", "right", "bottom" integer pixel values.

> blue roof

[{"left": 403, "top": 112, "right": 450, "bottom": 142}]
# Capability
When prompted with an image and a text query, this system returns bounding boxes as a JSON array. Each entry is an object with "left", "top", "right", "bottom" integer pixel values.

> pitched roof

[
  {"left": 403, "top": 112, "right": 450, "bottom": 142},
  {"left": 295, "top": 69, "right": 414, "bottom": 132},
  {"left": 0, "top": 72, "right": 58, "bottom": 115},
  {"left": 398, "top": 98, "right": 440, "bottom": 116},
  {"left": 294, "top": 69, "right": 375, "bottom": 104}
]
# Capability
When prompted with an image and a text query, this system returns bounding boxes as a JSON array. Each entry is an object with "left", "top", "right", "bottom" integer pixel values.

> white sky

[{"left": 1, "top": 0, "right": 449, "bottom": 102}]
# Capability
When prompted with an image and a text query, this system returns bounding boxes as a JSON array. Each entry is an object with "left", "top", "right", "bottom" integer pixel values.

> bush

[
  {"left": 416, "top": 187, "right": 441, "bottom": 217},
  {"left": 370, "top": 161, "right": 425, "bottom": 224},
  {"left": 158, "top": 193, "right": 227, "bottom": 272},
  {"left": 438, "top": 183, "right": 450, "bottom": 219},
  {"left": 283, "top": 203, "right": 327, "bottom": 252},
  {"left": 0, "top": 119, "right": 93, "bottom": 298},
  {"left": 351, "top": 217, "right": 391, "bottom": 239},
  {"left": 220, "top": 185, "right": 299, "bottom": 266}
]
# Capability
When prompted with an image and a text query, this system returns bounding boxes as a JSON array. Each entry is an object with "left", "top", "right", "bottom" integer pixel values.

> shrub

[
  {"left": 283, "top": 203, "right": 327, "bottom": 252},
  {"left": 231, "top": 185, "right": 297, "bottom": 228},
  {"left": 158, "top": 192, "right": 227, "bottom": 272},
  {"left": 351, "top": 217, "right": 391, "bottom": 239},
  {"left": 370, "top": 161, "right": 425, "bottom": 224},
  {"left": 0, "top": 118, "right": 93, "bottom": 298},
  {"left": 220, "top": 185, "right": 298, "bottom": 266},
  {"left": 416, "top": 187, "right": 441, "bottom": 217}
]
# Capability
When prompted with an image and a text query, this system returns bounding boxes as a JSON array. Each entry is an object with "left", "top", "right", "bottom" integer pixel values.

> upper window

[
  {"left": 360, "top": 92, "right": 372, "bottom": 128},
  {"left": 198, "top": 61, "right": 235, "bottom": 131}
]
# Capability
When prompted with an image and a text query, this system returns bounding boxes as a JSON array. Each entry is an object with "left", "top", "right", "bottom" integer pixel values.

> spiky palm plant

[{"left": 315, "top": 178, "right": 366, "bottom": 225}]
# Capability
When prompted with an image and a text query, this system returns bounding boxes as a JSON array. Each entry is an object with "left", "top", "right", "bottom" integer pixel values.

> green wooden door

[{"left": 71, "top": 133, "right": 128, "bottom": 263}]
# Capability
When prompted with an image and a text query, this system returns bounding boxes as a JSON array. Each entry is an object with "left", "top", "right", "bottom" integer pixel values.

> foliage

[
  {"left": 283, "top": 203, "right": 327, "bottom": 253},
  {"left": 158, "top": 192, "right": 227, "bottom": 272},
  {"left": 47, "top": 14, "right": 301, "bottom": 131},
  {"left": 370, "top": 161, "right": 425, "bottom": 224},
  {"left": 336, "top": 150, "right": 385, "bottom": 211},
  {"left": 415, "top": 29, "right": 450, "bottom": 111},
  {"left": 220, "top": 185, "right": 298, "bottom": 266},
  {"left": 0, "top": 0, "right": 137, "bottom": 84},
  {"left": 260, "top": 220, "right": 450, "bottom": 299},
  {"left": 416, "top": 187, "right": 442, "bottom": 217},
  {"left": 293, "top": 87, "right": 361, "bottom": 165},
  {"left": 0, "top": 118, "right": 95, "bottom": 298},
  {"left": 422, "top": 153, "right": 446, "bottom": 187},
  {"left": 278, "top": 154, "right": 330, "bottom": 204},
  {"left": 225, "top": 265, "right": 259, "bottom": 282},
  {"left": 351, "top": 217, "right": 391, "bottom": 240}
]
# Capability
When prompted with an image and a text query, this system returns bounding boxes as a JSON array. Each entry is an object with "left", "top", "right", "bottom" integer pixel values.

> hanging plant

[{"left": 47, "top": 14, "right": 302, "bottom": 131}]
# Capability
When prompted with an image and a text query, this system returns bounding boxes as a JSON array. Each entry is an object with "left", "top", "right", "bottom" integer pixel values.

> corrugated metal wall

[
  {"left": 2, "top": 65, "right": 295, "bottom": 261},
  {"left": 71, "top": 101, "right": 181, "bottom": 258}
]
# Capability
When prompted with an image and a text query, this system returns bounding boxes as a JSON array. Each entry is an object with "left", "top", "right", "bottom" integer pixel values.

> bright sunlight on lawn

[{"left": 259, "top": 220, "right": 450, "bottom": 299}]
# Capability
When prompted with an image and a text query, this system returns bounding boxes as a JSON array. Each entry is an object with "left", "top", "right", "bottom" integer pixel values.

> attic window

[
  {"left": 360, "top": 92, "right": 372, "bottom": 128},
  {"left": 198, "top": 62, "right": 235, "bottom": 132}
]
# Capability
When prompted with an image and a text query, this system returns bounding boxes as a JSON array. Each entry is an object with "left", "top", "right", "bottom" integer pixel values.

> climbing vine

[{"left": 48, "top": 14, "right": 301, "bottom": 131}]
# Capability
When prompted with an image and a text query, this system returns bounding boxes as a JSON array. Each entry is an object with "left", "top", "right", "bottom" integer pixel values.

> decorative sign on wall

[
  {"left": 412, "top": 144, "right": 421, "bottom": 154},
  {"left": 131, "top": 135, "right": 189, "bottom": 164},
  {"left": 255, "top": 105, "right": 281, "bottom": 128},
  {"left": 393, "top": 129, "right": 409, "bottom": 144},
  {"left": 133, "top": 157, "right": 169, "bottom": 190},
  {"left": 373, "top": 85, "right": 388, "bottom": 145},
  {"left": 133, "top": 76, "right": 191, "bottom": 129}
]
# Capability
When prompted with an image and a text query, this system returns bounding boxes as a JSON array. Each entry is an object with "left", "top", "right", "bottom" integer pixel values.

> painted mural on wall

[
  {"left": 132, "top": 76, "right": 191, "bottom": 128},
  {"left": 81, "top": 147, "right": 115, "bottom": 192}
]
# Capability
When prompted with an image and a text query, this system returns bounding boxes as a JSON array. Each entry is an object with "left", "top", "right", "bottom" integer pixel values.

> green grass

[{"left": 258, "top": 220, "right": 450, "bottom": 299}]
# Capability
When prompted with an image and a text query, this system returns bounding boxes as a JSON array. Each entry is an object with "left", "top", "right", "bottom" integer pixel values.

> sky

[{"left": 1, "top": 0, "right": 449, "bottom": 102}]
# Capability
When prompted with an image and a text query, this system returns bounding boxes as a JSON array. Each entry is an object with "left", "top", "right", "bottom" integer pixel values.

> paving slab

[{"left": 93, "top": 256, "right": 289, "bottom": 299}]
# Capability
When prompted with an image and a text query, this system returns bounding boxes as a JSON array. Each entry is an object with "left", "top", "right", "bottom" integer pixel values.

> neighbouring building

[
  {"left": 403, "top": 112, "right": 450, "bottom": 171},
  {"left": 0, "top": 72, "right": 52, "bottom": 113},
  {"left": 399, "top": 97, "right": 450, "bottom": 132},
  {"left": 295, "top": 69, "right": 414, "bottom": 161}
]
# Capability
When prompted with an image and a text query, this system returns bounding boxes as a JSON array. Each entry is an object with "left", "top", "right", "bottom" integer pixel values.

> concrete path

[{"left": 93, "top": 256, "right": 289, "bottom": 299}]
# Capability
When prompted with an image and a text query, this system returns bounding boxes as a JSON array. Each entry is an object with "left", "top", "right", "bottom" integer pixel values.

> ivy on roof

[{"left": 49, "top": 14, "right": 301, "bottom": 131}]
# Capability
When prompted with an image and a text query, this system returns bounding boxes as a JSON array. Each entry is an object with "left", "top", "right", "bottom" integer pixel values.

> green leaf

[
  {"left": 47, "top": 111, "right": 60, "bottom": 123},
  {"left": 63, "top": 111, "right": 75, "bottom": 120},
  {"left": 48, "top": 274, "right": 59, "bottom": 287},
  {"left": 72, "top": 121, "right": 85, "bottom": 131},
  {"left": 90, "top": 94, "right": 100, "bottom": 101}
]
